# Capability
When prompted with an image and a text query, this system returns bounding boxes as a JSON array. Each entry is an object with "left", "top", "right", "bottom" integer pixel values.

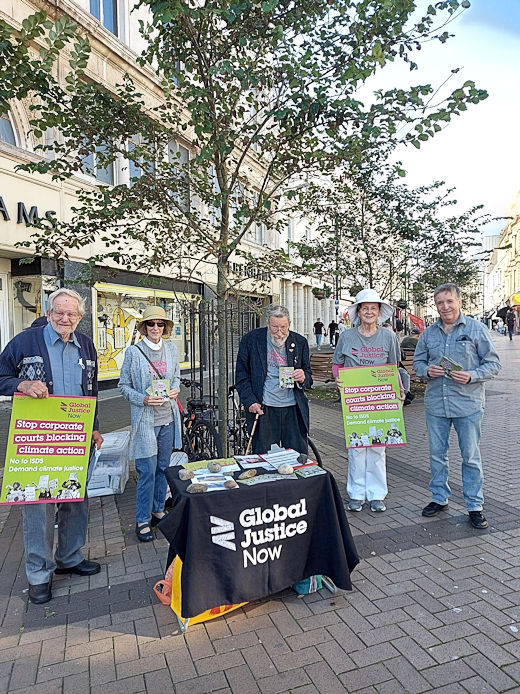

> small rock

[
  {"left": 238, "top": 469, "right": 256, "bottom": 479},
  {"left": 186, "top": 483, "right": 208, "bottom": 494},
  {"left": 179, "top": 469, "right": 194, "bottom": 481}
]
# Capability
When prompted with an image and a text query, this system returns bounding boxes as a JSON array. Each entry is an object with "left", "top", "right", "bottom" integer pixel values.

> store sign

[{"left": 0, "top": 196, "right": 57, "bottom": 227}]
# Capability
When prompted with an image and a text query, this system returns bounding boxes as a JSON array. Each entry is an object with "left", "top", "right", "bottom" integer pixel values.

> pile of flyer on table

[
  {"left": 87, "top": 431, "right": 130, "bottom": 497},
  {"left": 173, "top": 448, "right": 326, "bottom": 493}
]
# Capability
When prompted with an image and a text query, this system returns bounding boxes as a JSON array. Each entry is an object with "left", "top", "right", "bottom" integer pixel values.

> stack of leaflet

[{"left": 87, "top": 431, "right": 130, "bottom": 497}]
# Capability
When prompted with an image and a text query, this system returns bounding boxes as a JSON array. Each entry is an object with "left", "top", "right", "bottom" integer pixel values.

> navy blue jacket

[
  {"left": 0, "top": 326, "right": 100, "bottom": 430},
  {"left": 235, "top": 327, "right": 313, "bottom": 433}
]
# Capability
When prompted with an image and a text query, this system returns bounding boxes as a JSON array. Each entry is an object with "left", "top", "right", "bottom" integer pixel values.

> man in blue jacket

[
  {"left": 0, "top": 288, "right": 103, "bottom": 604},
  {"left": 235, "top": 304, "right": 312, "bottom": 454}
]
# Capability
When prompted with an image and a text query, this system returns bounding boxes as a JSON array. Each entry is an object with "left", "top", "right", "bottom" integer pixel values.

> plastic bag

[{"left": 153, "top": 560, "right": 175, "bottom": 605}]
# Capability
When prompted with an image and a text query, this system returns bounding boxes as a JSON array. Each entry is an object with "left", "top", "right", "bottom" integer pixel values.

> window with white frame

[
  {"left": 128, "top": 133, "right": 156, "bottom": 183},
  {"left": 168, "top": 141, "right": 190, "bottom": 211},
  {"left": 89, "top": 0, "right": 118, "bottom": 35},
  {"left": 0, "top": 112, "right": 17, "bottom": 146},
  {"left": 82, "top": 144, "right": 115, "bottom": 184},
  {"left": 287, "top": 218, "right": 294, "bottom": 248},
  {"left": 245, "top": 193, "right": 264, "bottom": 245}
]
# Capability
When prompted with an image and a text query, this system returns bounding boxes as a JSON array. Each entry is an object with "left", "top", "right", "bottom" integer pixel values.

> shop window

[
  {"left": 90, "top": 0, "right": 118, "bottom": 35},
  {"left": 11, "top": 276, "right": 59, "bottom": 334},
  {"left": 93, "top": 283, "right": 202, "bottom": 380},
  {"left": 0, "top": 112, "right": 17, "bottom": 146},
  {"left": 82, "top": 144, "right": 115, "bottom": 184}
]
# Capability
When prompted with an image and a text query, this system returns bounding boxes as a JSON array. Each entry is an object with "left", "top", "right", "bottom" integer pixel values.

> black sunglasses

[{"left": 145, "top": 320, "right": 166, "bottom": 328}]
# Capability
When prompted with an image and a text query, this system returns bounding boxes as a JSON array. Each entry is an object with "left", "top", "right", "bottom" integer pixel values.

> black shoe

[
  {"left": 28, "top": 582, "right": 52, "bottom": 604},
  {"left": 135, "top": 522, "right": 153, "bottom": 542},
  {"left": 55, "top": 559, "right": 101, "bottom": 576},
  {"left": 150, "top": 514, "right": 166, "bottom": 528},
  {"left": 469, "top": 511, "right": 488, "bottom": 529},
  {"left": 422, "top": 501, "right": 449, "bottom": 517},
  {"left": 403, "top": 391, "right": 415, "bottom": 406}
]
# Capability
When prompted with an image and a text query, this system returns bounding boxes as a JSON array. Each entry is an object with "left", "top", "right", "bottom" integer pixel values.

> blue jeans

[
  {"left": 22, "top": 499, "right": 89, "bottom": 585},
  {"left": 316, "top": 334, "right": 322, "bottom": 348},
  {"left": 426, "top": 410, "right": 484, "bottom": 511},
  {"left": 135, "top": 421, "right": 175, "bottom": 523}
]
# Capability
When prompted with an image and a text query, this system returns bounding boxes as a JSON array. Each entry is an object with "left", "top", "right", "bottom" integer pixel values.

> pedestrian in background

[
  {"left": 119, "top": 306, "right": 182, "bottom": 542},
  {"left": 313, "top": 317, "right": 325, "bottom": 350},
  {"left": 505, "top": 308, "right": 515, "bottom": 341},
  {"left": 333, "top": 289, "right": 403, "bottom": 513},
  {"left": 401, "top": 327, "right": 420, "bottom": 351},
  {"left": 0, "top": 288, "right": 103, "bottom": 604},
  {"left": 414, "top": 283, "right": 501, "bottom": 529},
  {"left": 328, "top": 319, "right": 339, "bottom": 347}
]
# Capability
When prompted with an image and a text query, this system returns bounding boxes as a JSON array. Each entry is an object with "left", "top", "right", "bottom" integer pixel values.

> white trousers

[{"left": 347, "top": 446, "right": 388, "bottom": 501}]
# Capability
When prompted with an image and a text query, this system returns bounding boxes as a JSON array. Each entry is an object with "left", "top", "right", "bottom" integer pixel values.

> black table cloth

[{"left": 160, "top": 467, "right": 359, "bottom": 618}]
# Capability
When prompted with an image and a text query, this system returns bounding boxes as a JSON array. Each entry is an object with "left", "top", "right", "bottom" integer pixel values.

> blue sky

[{"left": 372, "top": 0, "right": 520, "bottom": 235}]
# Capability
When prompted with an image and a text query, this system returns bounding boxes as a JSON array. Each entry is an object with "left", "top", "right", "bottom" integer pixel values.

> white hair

[{"left": 48, "top": 288, "right": 86, "bottom": 317}]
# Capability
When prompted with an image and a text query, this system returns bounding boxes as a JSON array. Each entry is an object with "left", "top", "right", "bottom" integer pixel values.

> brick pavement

[{"left": 0, "top": 335, "right": 519, "bottom": 692}]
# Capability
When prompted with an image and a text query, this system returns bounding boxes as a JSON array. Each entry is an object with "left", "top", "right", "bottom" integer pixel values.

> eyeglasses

[
  {"left": 145, "top": 321, "right": 166, "bottom": 328},
  {"left": 51, "top": 311, "right": 80, "bottom": 320}
]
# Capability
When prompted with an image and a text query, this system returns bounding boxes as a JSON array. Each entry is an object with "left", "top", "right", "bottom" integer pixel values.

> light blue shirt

[
  {"left": 262, "top": 333, "right": 296, "bottom": 407},
  {"left": 43, "top": 322, "right": 83, "bottom": 397},
  {"left": 413, "top": 313, "right": 501, "bottom": 418}
]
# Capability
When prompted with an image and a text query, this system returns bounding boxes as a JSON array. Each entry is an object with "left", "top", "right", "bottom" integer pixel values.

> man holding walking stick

[{"left": 235, "top": 305, "right": 313, "bottom": 454}]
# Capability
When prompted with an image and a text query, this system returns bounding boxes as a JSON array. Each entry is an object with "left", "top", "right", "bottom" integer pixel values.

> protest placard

[
  {"left": 338, "top": 364, "right": 406, "bottom": 449},
  {"left": 0, "top": 394, "right": 96, "bottom": 504}
]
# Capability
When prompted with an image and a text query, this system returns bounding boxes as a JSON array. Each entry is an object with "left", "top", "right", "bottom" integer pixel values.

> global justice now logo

[{"left": 210, "top": 498, "right": 308, "bottom": 568}]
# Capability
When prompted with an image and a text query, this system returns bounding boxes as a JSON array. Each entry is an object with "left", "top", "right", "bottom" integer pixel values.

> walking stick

[{"left": 245, "top": 412, "right": 260, "bottom": 455}]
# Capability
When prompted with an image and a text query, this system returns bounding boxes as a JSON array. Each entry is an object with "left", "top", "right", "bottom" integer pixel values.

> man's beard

[{"left": 271, "top": 334, "right": 288, "bottom": 348}]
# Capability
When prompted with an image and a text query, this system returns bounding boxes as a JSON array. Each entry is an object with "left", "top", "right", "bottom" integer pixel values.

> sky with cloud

[{"left": 371, "top": 0, "right": 520, "bottom": 236}]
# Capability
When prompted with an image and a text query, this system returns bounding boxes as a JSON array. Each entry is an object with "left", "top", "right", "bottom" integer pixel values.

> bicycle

[
  {"left": 227, "top": 384, "right": 323, "bottom": 466},
  {"left": 177, "top": 378, "right": 223, "bottom": 461}
]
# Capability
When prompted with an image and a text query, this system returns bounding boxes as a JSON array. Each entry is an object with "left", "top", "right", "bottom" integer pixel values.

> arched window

[{"left": 0, "top": 113, "right": 16, "bottom": 145}]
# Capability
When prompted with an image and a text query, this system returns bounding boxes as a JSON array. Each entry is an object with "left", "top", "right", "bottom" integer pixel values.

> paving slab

[{"left": 0, "top": 335, "right": 519, "bottom": 692}]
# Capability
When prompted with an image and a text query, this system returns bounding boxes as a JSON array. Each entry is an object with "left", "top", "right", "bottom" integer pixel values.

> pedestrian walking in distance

[{"left": 313, "top": 318, "right": 325, "bottom": 350}]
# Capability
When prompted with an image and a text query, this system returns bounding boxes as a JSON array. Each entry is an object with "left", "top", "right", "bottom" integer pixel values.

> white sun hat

[{"left": 347, "top": 288, "right": 394, "bottom": 325}]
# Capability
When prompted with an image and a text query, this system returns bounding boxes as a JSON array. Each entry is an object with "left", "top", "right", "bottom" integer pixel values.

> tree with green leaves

[
  {"left": 0, "top": 0, "right": 487, "bottom": 448},
  {"left": 291, "top": 162, "right": 485, "bottom": 306}
]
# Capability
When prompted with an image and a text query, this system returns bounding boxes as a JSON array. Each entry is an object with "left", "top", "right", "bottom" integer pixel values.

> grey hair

[
  {"left": 433, "top": 283, "right": 461, "bottom": 300},
  {"left": 48, "top": 288, "right": 86, "bottom": 317},
  {"left": 266, "top": 304, "right": 291, "bottom": 322}
]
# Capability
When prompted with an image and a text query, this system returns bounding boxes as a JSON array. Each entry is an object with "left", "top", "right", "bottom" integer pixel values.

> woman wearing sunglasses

[{"left": 119, "top": 306, "right": 182, "bottom": 541}]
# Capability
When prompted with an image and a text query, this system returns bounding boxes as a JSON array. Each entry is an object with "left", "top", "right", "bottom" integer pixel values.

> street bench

[
  {"left": 400, "top": 349, "right": 425, "bottom": 382},
  {"left": 310, "top": 352, "right": 334, "bottom": 382}
]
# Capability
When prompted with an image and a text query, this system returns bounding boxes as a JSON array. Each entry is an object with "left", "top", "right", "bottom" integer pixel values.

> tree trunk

[{"left": 216, "top": 262, "right": 229, "bottom": 456}]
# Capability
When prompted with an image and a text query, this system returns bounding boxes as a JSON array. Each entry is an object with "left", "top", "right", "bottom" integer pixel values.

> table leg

[{"left": 176, "top": 615, "right": 190, "bottom": 633}]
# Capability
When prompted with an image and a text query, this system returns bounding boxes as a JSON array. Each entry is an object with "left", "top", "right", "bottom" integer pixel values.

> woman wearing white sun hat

[{"left": 332, "top": 289, "right": 404, "bottom": 513}]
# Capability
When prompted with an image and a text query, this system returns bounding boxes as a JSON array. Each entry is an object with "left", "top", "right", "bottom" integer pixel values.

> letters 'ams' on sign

[{"left": 0, "top": 196, "right": 57, "bottom": 227}]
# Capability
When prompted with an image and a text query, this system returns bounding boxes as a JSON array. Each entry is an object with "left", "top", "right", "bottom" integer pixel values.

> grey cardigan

[{"left": 118, "top": 340, "right": 182, "bottom": 460}]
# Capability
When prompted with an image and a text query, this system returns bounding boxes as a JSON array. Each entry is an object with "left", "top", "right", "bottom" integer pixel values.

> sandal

[{"left": 135, "top": 522, "right": 153, "bottom": 542}]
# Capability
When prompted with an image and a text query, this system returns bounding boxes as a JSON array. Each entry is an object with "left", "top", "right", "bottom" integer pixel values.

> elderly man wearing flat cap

[{"left": 119, "top": 306, "right": 182, "bottom": 542}]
